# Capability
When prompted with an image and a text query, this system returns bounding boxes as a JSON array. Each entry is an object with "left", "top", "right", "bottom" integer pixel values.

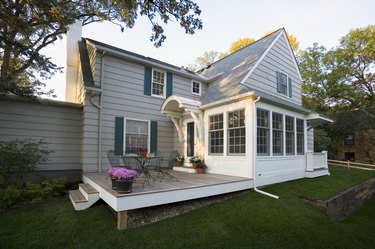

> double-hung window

[
  {"left": 285, "top": 116, "right": 295, "bottom": 155},
  {"left": 192, "top": 81, "right": 201, "bottom": 95},
  {"left": 125, "top": 120, "right": 149, "bottom": 153},
  {"left": 152, "top": 69, "right": 166, "bottom": 97},
  {"left": 228, "top": 110, "right": 246, "bottom": 154},
  {"left": 272, "top": 112, "right": 283, "bottom": 155},
  {"left": 296, "top": 119, "right": 304, "bottom": 155},
  {"left": 257, "top": 109, "right": 270, "bottom": 156},
  {"left": 209, "top": 114, "right": 224, "bottom": 154}
]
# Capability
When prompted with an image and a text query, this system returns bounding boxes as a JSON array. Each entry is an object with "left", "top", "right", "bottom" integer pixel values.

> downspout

[
  {"left": 90, "top": 51, "right": 105, "bottom": 173},
  {"left": 253, "top": 96, "right": 279, "bottom": 199}
]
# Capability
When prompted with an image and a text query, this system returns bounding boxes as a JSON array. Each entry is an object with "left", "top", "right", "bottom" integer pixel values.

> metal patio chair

[{"left": 156, "top": 151, "right": 179, "bottom": 182}]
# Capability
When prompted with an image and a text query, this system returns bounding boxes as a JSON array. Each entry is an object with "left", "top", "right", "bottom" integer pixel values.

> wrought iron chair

[
  {"left": 107, "top": 150, "right": 123, "bottom": 168},
  {"left": 156, "top": 151, "right": 179, "bottom": 182}
]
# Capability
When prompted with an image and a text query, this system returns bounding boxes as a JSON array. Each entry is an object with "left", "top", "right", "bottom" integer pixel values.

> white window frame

[
  {"left": 123, "top": 118, "right": 150, "bottom": 154},
  {"left": 208, "top": 113, "right": 224, "bottom": 155},
  {"left": 191, "top": 80, "right": 201, "bottom": 96},
  {"left": 227, "top": 109, "right": 246, "bottom": 155},
  {"left": 151, "top": 68, "right": 167, "bottom": 98},
  {"left": 278, "top": 71, "right": 292, "bottom": 98}
]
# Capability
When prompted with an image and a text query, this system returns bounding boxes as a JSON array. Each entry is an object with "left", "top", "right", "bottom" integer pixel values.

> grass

[{"left": 1, "top": 166, "right": 375, "bottom": 249}]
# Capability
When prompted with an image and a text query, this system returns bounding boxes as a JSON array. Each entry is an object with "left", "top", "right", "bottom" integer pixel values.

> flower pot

[
  {"left": 192, "top": 162, "right": 199, "bottom": 168},
  {"left": 116, "top": 178, "right": 134, "bottom": 193},
  {"left": 196, "top": 168, "right": 205, "bottom": 174},
  {"left": 111, "top": 177, "right": 117, "bottom": 190},
  {"left": 174, "top": 161, "right": 182, "bottom": 167}
]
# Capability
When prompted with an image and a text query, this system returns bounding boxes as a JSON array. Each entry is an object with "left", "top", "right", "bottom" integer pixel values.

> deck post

[{"left": 117, "top": 211, "right": 128, "bottom": 230}]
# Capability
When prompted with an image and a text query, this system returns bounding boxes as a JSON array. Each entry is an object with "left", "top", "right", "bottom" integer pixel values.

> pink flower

[{"left": 108, "top": 167, "right": 137, "bottom": 179}]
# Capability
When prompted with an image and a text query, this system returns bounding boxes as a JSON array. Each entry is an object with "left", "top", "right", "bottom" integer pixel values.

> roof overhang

[
  {"left": 306, "top": 113, "right": 333, "bottom": 127},
  {"left": 200, "top": 91, "right": 255, "bottom": 110}
]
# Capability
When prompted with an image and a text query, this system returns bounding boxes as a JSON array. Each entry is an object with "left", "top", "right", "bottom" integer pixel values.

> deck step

[
  {"left": 69, "top": 183, "right": 100, "bottom": 211},
  {"left": 79, "top": 183, "right": 99, "bottom": 194},
  {"left": 69, "top": 190, "right": 87, "bottom": 203}
]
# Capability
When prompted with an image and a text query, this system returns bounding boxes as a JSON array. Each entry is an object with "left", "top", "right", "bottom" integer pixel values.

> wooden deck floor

[{"left": 83, "top": 171, "right": 251, "bottom": 198}]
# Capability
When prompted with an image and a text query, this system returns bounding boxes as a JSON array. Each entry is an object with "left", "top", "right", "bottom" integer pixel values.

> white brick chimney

[{"left": 65, "top": 21, "right": 82, "bottom": 103}]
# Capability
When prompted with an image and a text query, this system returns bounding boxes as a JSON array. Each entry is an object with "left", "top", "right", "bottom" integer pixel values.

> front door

[{"left": 186, "top": 122, "right": 195, "bottom": 157}]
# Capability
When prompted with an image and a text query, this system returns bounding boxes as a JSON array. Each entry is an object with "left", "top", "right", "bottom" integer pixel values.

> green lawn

[{"left": 1, "top": 166, "right": 375, "bottom": 249}]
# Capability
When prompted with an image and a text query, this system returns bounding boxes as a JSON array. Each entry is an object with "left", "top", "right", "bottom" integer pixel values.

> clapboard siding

[
  {"left": 0, "top": 97, "right": 82, "bottom": 171},
  {"left": 246, "top": 32, "right": 302, "bottom": 105}
]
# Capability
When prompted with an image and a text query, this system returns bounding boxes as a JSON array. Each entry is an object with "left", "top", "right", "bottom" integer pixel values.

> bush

[
  {"left": 0, "top": 177, "right": 67, "bottom": 209},
  {"left": 0, "top": 138, "right": 52, "bottom": 186}
]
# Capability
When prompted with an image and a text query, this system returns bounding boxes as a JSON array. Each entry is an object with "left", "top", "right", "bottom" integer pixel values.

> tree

[
  {"left": 262, "top": 30, "right": 300, "bottom": 53},
  {"left": 0, "top": 0, "right": 203, "bottom": 98},
  {"left": 300, "top": 25, "right": 375, "bottom": 113},
  {"left": 187, "top": 50, "right": 225, "bottom": 71},
  {"left": 228, "top": 37, "right": 255, "bottom": 54}
]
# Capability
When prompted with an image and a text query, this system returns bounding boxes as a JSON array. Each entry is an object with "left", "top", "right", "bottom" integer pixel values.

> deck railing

[{"left": 306, "top": 151, "right": 328, "bottom": 172}]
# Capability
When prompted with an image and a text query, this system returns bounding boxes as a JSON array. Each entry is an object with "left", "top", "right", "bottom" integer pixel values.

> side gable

[{"left": 242, "top": 30, "right": 302, "bottom": 105}]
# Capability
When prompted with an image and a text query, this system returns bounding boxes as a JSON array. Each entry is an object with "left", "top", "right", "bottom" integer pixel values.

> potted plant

[
  {"left": 108, "top": 167, "right": 120, "bottom": 190},
  {"left": 196, "top": 162, "right": 208, "bottom": 174},
  {"left": 111, "top": 168, "right": 138, "bottom": 193},
  {"left": 189, "top": 156, "right": 202, "bottom": 168},
  {"left": 174, "top": 155, "right": 185, "bottom": 167}
]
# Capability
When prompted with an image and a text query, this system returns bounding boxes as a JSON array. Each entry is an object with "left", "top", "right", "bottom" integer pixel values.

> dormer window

[
  {"left": 152, "top": 69, "right": 166, "bottom": 98},
  {"left": 276, "top": 71, "right": 292, "bottom": 97},
  {"left": 191, "top": 80, "right": 201, "bottom": 95}
]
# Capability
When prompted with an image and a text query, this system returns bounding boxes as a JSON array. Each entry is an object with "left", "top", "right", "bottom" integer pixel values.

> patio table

[{"left": 121, "top": 154, "right": 162, "bottom": 188}]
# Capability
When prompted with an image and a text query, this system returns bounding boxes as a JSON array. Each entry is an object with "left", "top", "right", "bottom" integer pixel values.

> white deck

[{"left": 83, "top": 171, "right": 253, "bottom": 211}]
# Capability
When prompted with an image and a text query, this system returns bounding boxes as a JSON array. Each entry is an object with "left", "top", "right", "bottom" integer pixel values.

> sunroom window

[
  {"left": 257, "top": 108, "right": 270, "bottom": 156},
  {"left": 285, "top": 116, "right": 295, "bottom": 155},
  {"left": 228, "top": 110, "right": 246, "bottom": 154},
  {"left": 272, "top": 112, "right": 283, "bottom": 155},
  {"left": 296, "top": 119, "right": 304, "bottom": 155},
  {"left": 209, "top": 114, "right": 223, "bottom": 155}
]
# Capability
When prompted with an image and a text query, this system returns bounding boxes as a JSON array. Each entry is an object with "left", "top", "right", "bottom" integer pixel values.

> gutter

[{"left": 253, "top": 96, "right": 279, "bottom": 199}]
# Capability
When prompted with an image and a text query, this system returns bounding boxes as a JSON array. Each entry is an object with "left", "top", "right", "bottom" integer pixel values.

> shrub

[
  {"left": 0, "top": 138, "right": 52, "bottom": 186},
  {"left": 0, "top": 177, "right": 66, "bottom": 209}
]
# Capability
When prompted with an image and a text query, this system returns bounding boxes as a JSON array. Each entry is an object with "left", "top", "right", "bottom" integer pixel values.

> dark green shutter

[
  {"left": 144, "top": 66, "right": 152, "bottom": 96},
  {"left": 276, "top": 71, "right": 282, "bottom": 93},
  {"left": 150, "top": 121, "right": 158, "bottom": 153},
  {"left": 114, "top": 117, "right": 124, "bottom": 155},
  {"left": 288, "top": 78, "right": 292, "bottom": 97},
  {"left": 166, "top": 72, "right": 173, "bottom": 97}
]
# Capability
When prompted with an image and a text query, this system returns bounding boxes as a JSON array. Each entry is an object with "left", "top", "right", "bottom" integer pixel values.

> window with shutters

[
  {"left": 277, "top": 71, "right": 292, "bottom": 97},
  {"left": 152, "top": 69, "right": 166, "bottom": 98},
  {"left": 125, "top": 119, "right": 149, "bottom": 153}
]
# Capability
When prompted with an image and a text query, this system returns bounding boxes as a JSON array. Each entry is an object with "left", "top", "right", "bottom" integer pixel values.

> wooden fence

[{"left": 328, "top": 159, "right": 375, "bottom": 171}]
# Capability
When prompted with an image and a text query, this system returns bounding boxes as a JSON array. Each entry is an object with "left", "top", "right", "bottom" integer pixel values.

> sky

[{"left": 44, "top": 0, "right": 375, "bottom": 100}]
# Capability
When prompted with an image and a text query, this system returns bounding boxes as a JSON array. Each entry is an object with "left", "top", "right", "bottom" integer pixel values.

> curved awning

[
  {"left": 161, "top": 95, "right": 201, "bottom": 116},
  {"left": 161, "top": 95, "right": 203, "bottom": 142}
]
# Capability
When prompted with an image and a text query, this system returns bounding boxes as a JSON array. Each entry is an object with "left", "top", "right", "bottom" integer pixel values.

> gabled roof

[{"left": 199, "top": 29, "right": 283, "bottom": 105}]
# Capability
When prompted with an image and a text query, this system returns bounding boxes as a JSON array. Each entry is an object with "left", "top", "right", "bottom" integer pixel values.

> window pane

[
  {"left": 280, "top": 72, "right": 287, "bottom": 95},
  {"left": 228, "top": 110, "right": 246, "bottom": 155},
  {"left": 257, "top": 109, "right": 270, "bottom": 156},
  {"left": 125, "top": 120, "right": 149, "bottom": 153},
  {"left": 209, "top": 114, "right": 223, "bottom": 155},
  {"left": 296, "top": 118, "right": 304, "bottom": 154},
  {"left": 152, "top": 70, "right": 165, "bottom": 96}
]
